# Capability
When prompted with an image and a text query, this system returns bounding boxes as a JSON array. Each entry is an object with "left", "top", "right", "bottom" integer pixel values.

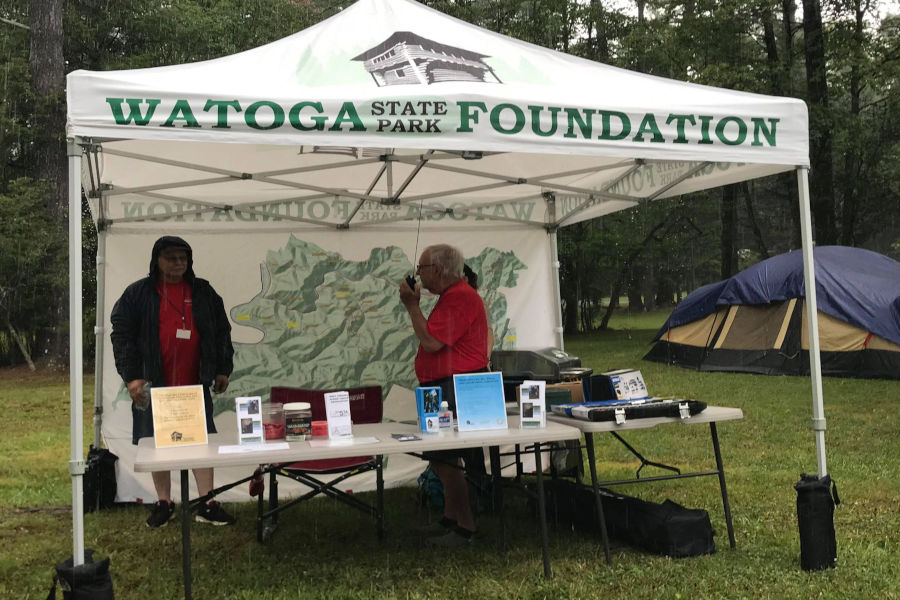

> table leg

[
  {"left": 584, "top": 433, "right": 612, "bottom": 565},
  {"left": 376, "top": 455, "right": 385, "bottom": 541},
  {"left": 533, "top": 442, "right": 552, "bottom": 578},
  {"left": 488, "top": 446, "right": 506, "bottom": 552},
  {"left": 180, "top": 469, "right": 192, "bottom": 600},
  {"left": 710, "top": 423, "right": 736, "bottom": 549}
]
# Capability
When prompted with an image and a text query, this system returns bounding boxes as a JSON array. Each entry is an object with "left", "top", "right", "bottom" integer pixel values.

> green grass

[{"left": 3, "top": 315, "right": 900, "bottom": 599}]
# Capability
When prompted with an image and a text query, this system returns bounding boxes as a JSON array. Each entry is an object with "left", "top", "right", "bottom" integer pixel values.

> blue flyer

[{"left": 453, "top": 372, "right": 508, "bottom": 432}]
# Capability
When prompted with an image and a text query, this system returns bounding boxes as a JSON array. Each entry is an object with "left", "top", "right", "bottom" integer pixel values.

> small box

[
  {"left": 415, "top": 387, "right": 442, "bottom": 434},
  {"left": 588, "top": 369, "right": 649, "bottom": 402},
  {"left": 546, "top": 380, "right": 586, "bottom": 404}
]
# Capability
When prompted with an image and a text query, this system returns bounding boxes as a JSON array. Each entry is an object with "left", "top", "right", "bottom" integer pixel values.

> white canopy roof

[{"left": 66, "top": 0, "right": 808, "bottom": 230}]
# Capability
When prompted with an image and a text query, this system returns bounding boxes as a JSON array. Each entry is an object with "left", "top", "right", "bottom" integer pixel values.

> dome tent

[{"left": 644, "top": 246, "right": 900, "bottom": 379}]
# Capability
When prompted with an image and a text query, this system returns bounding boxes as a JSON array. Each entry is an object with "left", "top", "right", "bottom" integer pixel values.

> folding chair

[{"left": 256, "top": 386, "right": 384, "bottom": 542}]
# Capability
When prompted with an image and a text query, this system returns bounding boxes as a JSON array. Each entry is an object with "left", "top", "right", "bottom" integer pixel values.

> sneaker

[
  {"left": 146, "top": 500, "right": 176, "bottom": 528},
  {"left": 195, "top": 500, "right": 236, "bottom": 526},
  {"left": 424, "top": 529, "right": 474, "bottom": 548}
]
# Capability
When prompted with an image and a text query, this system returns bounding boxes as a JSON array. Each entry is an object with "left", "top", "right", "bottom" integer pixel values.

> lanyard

[{"left": 161, "top": 282, "right": 188, "bottom": 327}]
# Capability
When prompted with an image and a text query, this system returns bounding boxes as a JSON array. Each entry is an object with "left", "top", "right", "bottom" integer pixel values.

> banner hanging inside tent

[{"left": 100, "top": 226, "right": 556, "bottom": 502}]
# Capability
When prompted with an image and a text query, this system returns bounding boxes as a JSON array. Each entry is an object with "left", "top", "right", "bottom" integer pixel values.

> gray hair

[{"left": 427, "top": 244, "right": 464, "bottom": 279}]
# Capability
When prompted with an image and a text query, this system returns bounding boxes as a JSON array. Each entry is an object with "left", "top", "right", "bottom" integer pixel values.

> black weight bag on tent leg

[
  {"left": 46, "top": 549, "right": 114, "bottom": 600},
  {"left": 795, "top": 473, "right": 840, "bottom": 571},
  {"left": 83, "top": 445, "right": 118, "bottom": 513}
]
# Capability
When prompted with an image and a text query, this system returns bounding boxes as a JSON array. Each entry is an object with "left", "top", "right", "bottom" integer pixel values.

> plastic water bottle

[{"left": 438, "top": 400, "right": 453, "bottom": 431}]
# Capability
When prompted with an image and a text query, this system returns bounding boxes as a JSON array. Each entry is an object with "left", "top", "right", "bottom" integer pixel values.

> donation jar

[
  {"left": 262, "top": 403, "right": 285, "bottom": 440},
  {"left": 284, "top": 402, "right": 312, "bottom": 441}
]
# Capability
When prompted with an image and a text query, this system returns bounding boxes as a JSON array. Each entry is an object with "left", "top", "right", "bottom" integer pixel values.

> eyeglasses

[
  {"left": 161, "top": 253, "right": 188, "bottom": 263},
  {"left": 416, "top": 264, "right": 435, "bottom": 273}
]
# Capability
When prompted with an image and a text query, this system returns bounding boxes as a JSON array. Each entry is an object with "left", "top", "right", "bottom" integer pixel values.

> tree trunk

[
  {"left": 7, "top": 323, "right": 36, "bottom": 371},
  {"left": 839, "top": 0, "right": 868, "bottom": 246},
  {"left": 29, "top": 0, "right": 68, "bottom": 363},
  {"left": 741, "top": 182, "right": 770, "bottom": 259},
  {"left": 598, "top": 217, "right": 672, "bottom": 329},
  {"left": 720, "top": 184, "right": 738, "bottom": 279},
  {"left": 801, "top": 0, "right": 837, "bottom": 245}
]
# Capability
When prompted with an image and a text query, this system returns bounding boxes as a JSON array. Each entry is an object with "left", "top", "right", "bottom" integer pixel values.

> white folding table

[
  {"left": 135, "top": 418, "right": 582, "bottom": 599},
  {"left": 548, "top": 405, "right": 744, "bottom": 563}
]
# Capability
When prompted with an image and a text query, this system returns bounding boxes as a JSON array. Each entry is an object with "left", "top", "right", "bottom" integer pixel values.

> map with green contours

[{"left": 223, "top": 236, "right": 525, "bottom": 405}]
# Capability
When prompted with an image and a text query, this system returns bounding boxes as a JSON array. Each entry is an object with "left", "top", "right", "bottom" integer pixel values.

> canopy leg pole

[
  {"left": 68, "top": 138, "right": 85, "bottom": 566},
  {"left": 93, "top": 213, "right": 107, "bottom": 448},
  {"left": 796, "top": 166, "right": 827, "bottom": 477},
  {"left": 545, "top": 193, "right": 564, "bottom": 350}
]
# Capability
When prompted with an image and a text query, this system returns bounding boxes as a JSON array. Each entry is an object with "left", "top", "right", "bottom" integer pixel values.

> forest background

[{"left": 1, "top": 0, "right": 898, "bottom": 368}]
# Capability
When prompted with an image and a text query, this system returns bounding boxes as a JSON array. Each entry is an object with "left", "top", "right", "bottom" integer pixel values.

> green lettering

[
  {"left": 751, "top": 117, "right": 778, "bottom": 146},
  {"left": 490, "top": 103, "right": 525, "bottom": 135},
  {"left": 457, "top": 102, "right": 488, "bottom": 132},
  {"left": 204, "top": 100, "right": 242, "bottom": 128},
  {"left": 162, "top": 100, "right": 201, "bottom": 128},
  {"left": 564, "top": 108, "right": 594, "bottom": 139},
  {"left": 665, "top": 114, "right": 696, "bottom": 143},
  {"left": 632, "top": 113, "right": 664, "bottom": 143},
  {"left": 106, "top": 98, "right": 161, "bottom": 125},
  {"left": 289, "top": 101, "right": 327, "bottom": 131},
  {"left": 329, "top": 102, "right": 365, "bottom": 132},
  {"left": 246, "top": 101, "right": 285, "bottom": 130},
  {"left": 698, "top": 115, "right": 715, "bottom": 144},
  {"left": 597, "top": 111, "right": 630, "bottom": 140},
  {"left": 528, "top": 105, "right": 560, "bottom": 137},
  {"left": 716, "top": 116, "right": 747, "bottom": 145}
]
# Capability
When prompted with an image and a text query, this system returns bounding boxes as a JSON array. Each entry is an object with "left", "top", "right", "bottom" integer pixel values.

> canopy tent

[
  {"left": 644, "top": 246, "right": 900, "bottom": 379},
  {"left": 65, "top": 0, "right": 822, "bottom": 566}
]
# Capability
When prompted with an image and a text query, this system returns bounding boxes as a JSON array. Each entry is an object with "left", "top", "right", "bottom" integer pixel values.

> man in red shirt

[{"left": 400, "top": 244, "right": 490, "bottom": 547}]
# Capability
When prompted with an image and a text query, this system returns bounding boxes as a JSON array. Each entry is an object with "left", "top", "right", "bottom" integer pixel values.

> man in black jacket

[{"left": 111, "top": 236, "right": 236, "bottom": 528}]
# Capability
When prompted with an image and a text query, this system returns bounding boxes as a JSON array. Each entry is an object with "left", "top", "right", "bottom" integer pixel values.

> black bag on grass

[
  {"left": 83, "top": 445, "right": 118, "bottom": 513},
  {"left": 795, "top": 473, "right": 839, "bottom": 571},
  {"left": 602, "top": 491, "right": 716, "bottom": 558},
  {"left": 46, "top": 549, "right": 114, "bottom": 600}
]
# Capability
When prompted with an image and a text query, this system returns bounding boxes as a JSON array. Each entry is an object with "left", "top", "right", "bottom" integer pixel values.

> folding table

[{"left": 134, "top": 418, "right": 582, "bottom": 600}]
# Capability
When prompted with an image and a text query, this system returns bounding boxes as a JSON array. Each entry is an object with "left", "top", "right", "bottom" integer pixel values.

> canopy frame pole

[
  {"left": 797, "top": 166, "right": 827, "bottom": 477},
  {"left": 545, "top": 192, "right": 564, "bottom": 350},
  {"left": 68, "top": 137, "right": 85, "bottom": 566},
  {"left": 93, "top": 185, "right": 107, "bottom": 448}
]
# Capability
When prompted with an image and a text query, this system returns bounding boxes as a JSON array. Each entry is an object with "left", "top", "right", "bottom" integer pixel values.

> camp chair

[{"left": 256, "top": 386, "right": 384, "bottom": 543}]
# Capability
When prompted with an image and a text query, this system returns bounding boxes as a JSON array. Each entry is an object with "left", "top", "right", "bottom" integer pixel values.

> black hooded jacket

[{"left": 110, "top": 236, "right": 234, "bottom": 387}]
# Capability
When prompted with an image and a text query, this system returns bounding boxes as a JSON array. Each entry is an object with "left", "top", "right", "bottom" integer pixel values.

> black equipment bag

[
  {"left": 552, "top": 399, "right": 707, "bottom": 422},
  {"left": 46, "top": 549, "right": 114, "bottom": 600},
  {"left": 542, "top": 480, "right": 716, "bottom": 558},
  {"left": 795, "top": 473, "right": 839, "bottom": 570},
  {"left": 83, "top": 445, "right": 118, "bottom": 513}
]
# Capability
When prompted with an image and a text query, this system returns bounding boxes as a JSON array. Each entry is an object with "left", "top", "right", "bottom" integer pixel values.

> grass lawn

[{"left": 2, "top": 311, "right": 899, "bottom": 599}]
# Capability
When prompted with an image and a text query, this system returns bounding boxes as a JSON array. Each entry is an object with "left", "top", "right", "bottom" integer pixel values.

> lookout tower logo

[{"left": 352, "top": 31, "right": 502, "bottom": 86}]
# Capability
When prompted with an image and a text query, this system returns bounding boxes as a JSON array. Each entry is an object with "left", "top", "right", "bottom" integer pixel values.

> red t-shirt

[
  {"left": 157, "top": 280, "right": 200, "bottom": 386},
  {"left": 415, "top": 279, "right": 489, "bottom": 383}
]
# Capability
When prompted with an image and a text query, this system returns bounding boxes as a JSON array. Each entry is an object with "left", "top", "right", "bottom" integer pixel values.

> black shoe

[
  {"left": 146, "top": 500, "right": 175, "bottom": 528},
  {"left": 195, "top": 500, "right": 236, "bottom": 526}
]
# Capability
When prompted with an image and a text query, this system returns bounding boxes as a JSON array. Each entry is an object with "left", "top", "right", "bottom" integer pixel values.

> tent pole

[
  {"left": 545, "top": 192, "right": 565, "bottom": 351},
  {"left": 93, "top": 216, "right": 107, "bottom": 448},
  {"left": 68, "top": 138, "right": 85, "bottom": 566},
  {"left": 796, "top": 166, "right": 827, "bottom": 477}
]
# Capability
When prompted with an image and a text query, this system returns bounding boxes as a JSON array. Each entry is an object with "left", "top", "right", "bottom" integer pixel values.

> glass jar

[
  {"left": 283, "top": 402, "right": 312, "bottom": 441},
  {"left": 262, "top": 402, "right": 285, "bottom": 440}
]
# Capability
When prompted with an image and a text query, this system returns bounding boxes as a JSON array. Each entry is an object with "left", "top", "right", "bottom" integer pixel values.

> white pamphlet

[
  {"left": 519, "top": 380, "right": 546, "bottom": 428},
  {"left": 235, "top": 396, "right": 264, "bottom": 445},
  {"left": 324, "top": 390, "right": 353, "bottom": 440}
]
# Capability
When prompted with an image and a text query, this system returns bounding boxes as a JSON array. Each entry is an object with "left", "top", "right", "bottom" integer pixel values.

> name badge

[{"left": 176, "top": 329, "right": 192, "bottom": 340}]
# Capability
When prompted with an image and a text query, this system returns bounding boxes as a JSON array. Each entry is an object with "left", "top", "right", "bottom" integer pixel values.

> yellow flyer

[{"left": 150, "top": 385, "right": 209, "bottom": 448}]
